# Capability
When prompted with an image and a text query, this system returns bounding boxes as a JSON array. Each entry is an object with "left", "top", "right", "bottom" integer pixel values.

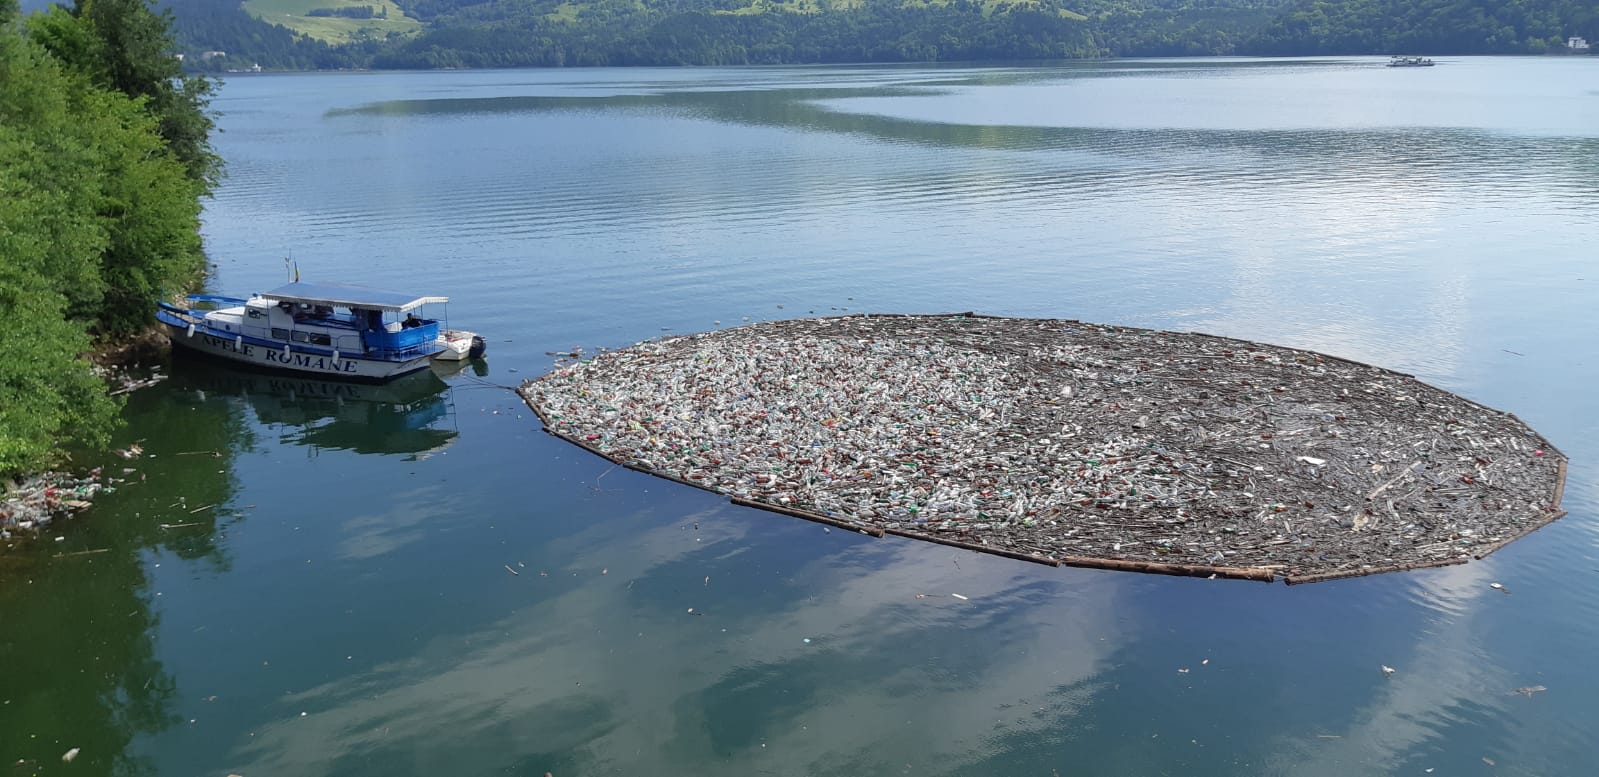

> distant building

[
  {"left": 1569, "top": 37, "right": 1590, "bottom": 51},
  {"left": 200, "top": 50, "right": 227, "bottom": 60}
]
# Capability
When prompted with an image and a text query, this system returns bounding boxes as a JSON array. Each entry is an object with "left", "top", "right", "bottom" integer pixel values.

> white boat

[
  {"left": 1387, "top": 55, "right": 1435, "bottom": 67},
  {"left": 157, "top": 282, "right": 484, "bottom": 382}
]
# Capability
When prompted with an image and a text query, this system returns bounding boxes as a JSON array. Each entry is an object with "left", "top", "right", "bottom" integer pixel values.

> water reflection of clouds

[
  {"left": 1138, "top": 169, "right": 1470, "bottom": 379},
  {"left": 335, "top": 485, "right": 456, "bottom": 560},
  {"left": 232, "top": 507, "right": 1124, "bottom": 775},
  {"left": 1276, "top": 562, "right": 1528, "bottom": 776}
]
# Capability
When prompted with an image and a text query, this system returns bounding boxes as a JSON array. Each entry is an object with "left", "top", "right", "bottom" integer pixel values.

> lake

[{"left": 3, "top": 56, "right": 1596, "bottom": 776}]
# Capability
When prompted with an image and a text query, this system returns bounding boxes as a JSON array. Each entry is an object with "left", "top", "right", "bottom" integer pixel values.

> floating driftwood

[{"left": 519, "top": 315, "right": 1567, "bottom": 584}]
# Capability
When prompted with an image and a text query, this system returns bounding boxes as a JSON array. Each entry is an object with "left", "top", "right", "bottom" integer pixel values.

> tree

[
  {"left": 1, "top": 0, "right": 209, "bottom": 475},
  {"left": 30, "top": 0, "right": 220, "bottom": 188},
  {"left": 0, "top": 30, "right": 123, "bottom": 473}
]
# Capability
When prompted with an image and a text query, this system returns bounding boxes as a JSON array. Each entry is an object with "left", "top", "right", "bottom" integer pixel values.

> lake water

[{"left": 3, "top": 57, "right": 1597, "bottom": 776}]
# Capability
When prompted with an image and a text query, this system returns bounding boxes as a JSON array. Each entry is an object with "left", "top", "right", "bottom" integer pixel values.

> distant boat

[
  {"left": 157, "top": 281, "right": 485, "bottom": 382},
  {"left": 1387, "top": 55, "right": 1435, "bottom": 67}
]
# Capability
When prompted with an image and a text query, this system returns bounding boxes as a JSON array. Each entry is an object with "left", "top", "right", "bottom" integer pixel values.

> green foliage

[
  {"left": 29, "top": 0, "right": 222, "bottom": 188},
  {"left": 372, "top": 0, "right": 1104, "bottom": 67},
  {"left": 159, "top": 0, "right": 1599, "bottom": 67},
  {"left": 0, "top": 0, "right": 210, "bottom": 476},
  {"left": 1244, "top": 0, "right": 1599, "bottom": 55},
  {"left": 307, "top": 5, "right": 382, "bottom": 18},
  {"left": 0, "top": 33, "right": 121, "bottom": 473},
  {"left": 160, "top": 0, "right": 367, "bottom": 72},
  {"left": 1075, "top": 0, "right": 1296, "bottom": 56}
]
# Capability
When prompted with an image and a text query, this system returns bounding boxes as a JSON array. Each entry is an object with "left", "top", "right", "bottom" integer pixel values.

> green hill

[
  {"left": 370, "top": 0, "right": 1105, "bottom": 67},
  {"left": 137, "top": 0, "right": 1599, "bottom": 70},
  {"left": 1244, "top": 0, "right": 1599, "bottom": 55}
]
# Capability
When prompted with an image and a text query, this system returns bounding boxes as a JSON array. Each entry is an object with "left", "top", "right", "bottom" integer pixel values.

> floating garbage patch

[{"left": 519, "top": 315, "right": 1568, "bottom": 584}]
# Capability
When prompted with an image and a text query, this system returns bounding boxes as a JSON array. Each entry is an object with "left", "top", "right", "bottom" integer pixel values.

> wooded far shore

[{"left": 155, "top": 0, "right": 1599, "bottom": 73}]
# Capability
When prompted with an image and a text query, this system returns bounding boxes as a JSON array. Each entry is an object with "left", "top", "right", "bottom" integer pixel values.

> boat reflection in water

[{"left": 168, "top": 359, "right": 462, "bottom": 457}]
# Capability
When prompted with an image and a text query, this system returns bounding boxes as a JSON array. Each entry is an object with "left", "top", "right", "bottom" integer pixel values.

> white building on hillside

[{"left": 1569, "top": 37, "right": 1590, "bottom": 51}]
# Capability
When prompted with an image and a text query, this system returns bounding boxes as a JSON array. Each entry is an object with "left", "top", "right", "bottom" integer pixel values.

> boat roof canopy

[{"left": 259, "top": 282, "right": 447, "bottom": 313}]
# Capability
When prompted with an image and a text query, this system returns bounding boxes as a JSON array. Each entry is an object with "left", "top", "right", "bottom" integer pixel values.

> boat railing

[
  {"left": 363, "top": 322, "right": 442, "bottom": 359},
  {"left": 188, "top": 294, "right": 249, "bottom": 309},
  {"left": 158, "top": 301, "right": 204, "bottom": 325}
]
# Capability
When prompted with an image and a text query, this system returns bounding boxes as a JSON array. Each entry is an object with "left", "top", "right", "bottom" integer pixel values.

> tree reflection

[{"left": 0, "top": 361, "right": 246, "bottom": 774}]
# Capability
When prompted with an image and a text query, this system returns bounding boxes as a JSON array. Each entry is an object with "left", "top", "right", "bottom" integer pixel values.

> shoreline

[{"left": 0, "top": 329, "right": 167, "bottom": 548}]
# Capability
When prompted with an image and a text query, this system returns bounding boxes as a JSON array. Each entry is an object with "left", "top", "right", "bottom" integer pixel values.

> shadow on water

[{"left": 0, "top": 364, "right": 247, "bottom": 775}]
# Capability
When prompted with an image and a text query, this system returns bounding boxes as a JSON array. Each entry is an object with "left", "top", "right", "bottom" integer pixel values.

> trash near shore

[
  {"left": 519, "top": 315, "right": 1568, "bottom": 584},
  {"left": 1, "top": 470, "right": 114, "bottom": 540},
  {"left": 2, "top": 362, "right": 160, "bottom": 544}
]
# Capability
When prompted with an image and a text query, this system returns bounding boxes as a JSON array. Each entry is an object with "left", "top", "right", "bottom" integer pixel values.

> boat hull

[
  {"left": 434, "top": 329, "right": 486, "bottom": 361},
  {"left": 161, "top": 321, "right": 434, "bottom": 382}
]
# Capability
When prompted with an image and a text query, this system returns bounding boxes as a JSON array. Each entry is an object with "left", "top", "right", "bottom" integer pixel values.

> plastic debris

[
  {"left": 520, "top": 315, "right": 1567, "bottom": 582},
  {"left": 61, "top": 748, "right": 79, "bottom": 763},
  {"left": 1381, "top": 665, "right": 1396, "bottom": 675},
  {"left": 1510, "top": 685, "right": 1547, "bottom": 697},
  {"left": 2, "top": 469, "right": 118, "bottom": 536},
  {"left": 1490, "top": 582, "right": 1509, "bottom": 593}
]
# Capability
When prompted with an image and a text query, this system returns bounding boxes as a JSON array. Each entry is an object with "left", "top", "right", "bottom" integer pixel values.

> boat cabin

[{"left": 223, "top": 282, "right": 449, "bottom": 360}]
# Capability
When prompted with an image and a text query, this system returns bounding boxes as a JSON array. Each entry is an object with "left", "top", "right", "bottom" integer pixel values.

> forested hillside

[
  {"left": 377, "top": 0, "right": 1103, "bottom": 68},
  {"left": 111, "top": 0, "right": 1599, "bottom": 70},
  {"left": 1245, "top": 0, "right": 1599, "bottom": 55},
  {"left": 162, "top": 0, "right": 367, "bottom": 70}
]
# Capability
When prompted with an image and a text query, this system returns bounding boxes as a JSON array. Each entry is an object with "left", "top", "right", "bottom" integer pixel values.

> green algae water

[{"left": 3, "top": 57, "right": 1597, "bottom": 776}]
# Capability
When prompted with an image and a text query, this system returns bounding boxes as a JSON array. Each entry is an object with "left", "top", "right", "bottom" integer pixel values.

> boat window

[
  {"left": 247, "top": 308, "right": 263, "bottom": 319},
  {"left": 308, "top": 333, "right": 332, "bottom": 346},
  {"left": 291, "top": 331, "right": 309, "bottom": 343},
  {"left": 272, "top": 328, "right": 290, "bottom": 339}
]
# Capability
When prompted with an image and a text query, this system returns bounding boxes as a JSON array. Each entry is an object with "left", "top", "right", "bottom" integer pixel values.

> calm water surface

[{"left": 3, "top": 57, "right": 1597, "bottom": 776}]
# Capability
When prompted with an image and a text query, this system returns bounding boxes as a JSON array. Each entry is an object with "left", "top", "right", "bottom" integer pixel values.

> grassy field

[
  {"left": 722, "top": 0, "right": 1086, "bottom": 16},
  {"left": 546, "top": 2, "right": 584, "bottom": 22},
  {"left": 242, "top": 0, "right": 423, "bottom": 43}
]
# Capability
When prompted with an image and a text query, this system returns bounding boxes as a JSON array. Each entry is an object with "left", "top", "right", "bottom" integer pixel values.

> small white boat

[
  {"left": 157, "top": 282, "right": 484, "bottom": 382},
  {"left": 1387, "top": 55, "right": 1435, "bottom": 67}
]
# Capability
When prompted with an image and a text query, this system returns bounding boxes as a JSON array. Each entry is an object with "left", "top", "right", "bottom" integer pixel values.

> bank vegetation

[{"left": 1, "top": 0, "right": 216, "bottom": 477}]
